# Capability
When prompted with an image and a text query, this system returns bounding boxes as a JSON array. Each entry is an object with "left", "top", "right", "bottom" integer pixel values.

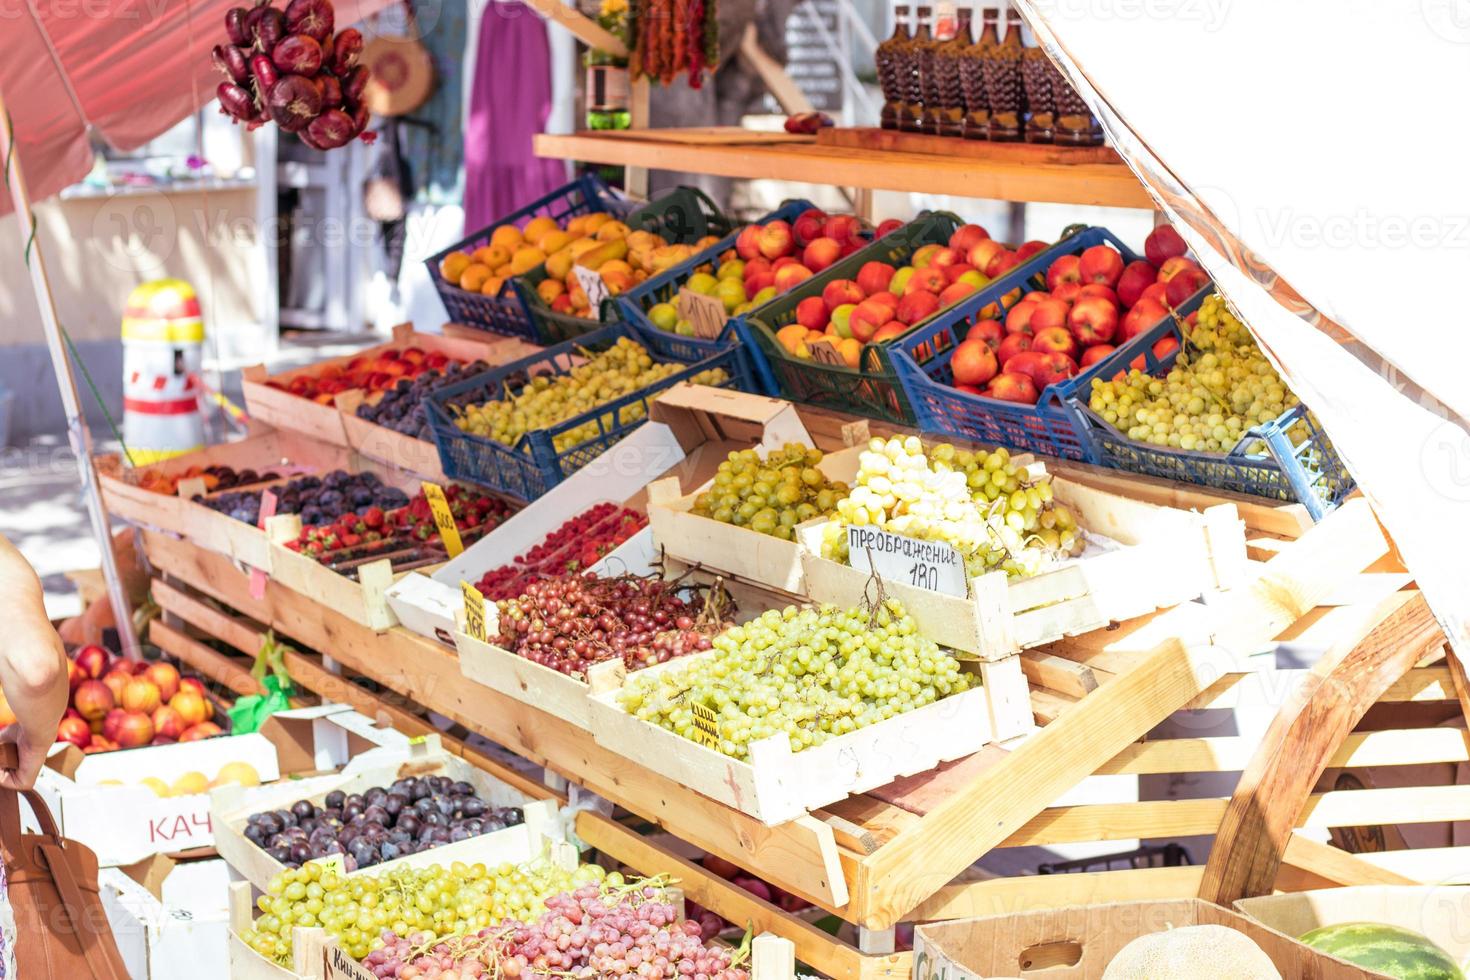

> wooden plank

[
  {"left": 816, "top": 126, "right": 1121, "bottom": 164},
  {"left": 908, "top": 866, "right": 1206, "bottom": 922},
  {"left": 518, "top": 0, "right": 627, "bottom": 56},
  {"left": 154, "top": 577, "right": 263, "bottom": 654},
  {"left": 532, "top": 133, "right": 1154, "bottom": 210},
  {"left": 1099, "top": 727, "right": 1470, "bottom": 776},
  {"left": 574, "top": 813, "right": 907, "bottom": 980},
  {"left": 1279, "top": 833, "right": 1420, "bottom": 887},
  {"left": 1020, "top": 650, "right": 1103, "bottom": 697},
  {"left": 148, "top": 619, "right": 264, "bottom": 699},
  {"left": 1031, "top": 688, "right": 1077, "bottom": 725},
  {"left": 1004, "top": 798, "right": 1225, "bottom": 847},
  {"left": 1356, "top": 846, "right": 1470, "bottom": 881},
  {"left": 139, "top": 530, "right": 857, "bottom": 917},
  {"left": 1198, "top": 591, "right": 1445, "bottom": 905}
]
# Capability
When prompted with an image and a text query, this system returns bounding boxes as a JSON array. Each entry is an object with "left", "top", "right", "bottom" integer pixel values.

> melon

[
  {"left": 1300, "top": 922, "right": 1465, "bottom": 980},
  {"left": 1102, "top": 924, "right": 1281, "bottom": 979}
]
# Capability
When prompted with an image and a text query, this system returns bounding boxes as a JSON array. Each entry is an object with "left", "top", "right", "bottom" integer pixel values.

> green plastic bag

[{"left": 227, "top": 631, "right": 296, "bottom": 734}]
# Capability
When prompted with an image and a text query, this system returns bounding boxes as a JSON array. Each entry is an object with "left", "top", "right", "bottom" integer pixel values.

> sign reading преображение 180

[{"left": 846, "top": 525, "right": 967, "bottom": 597}]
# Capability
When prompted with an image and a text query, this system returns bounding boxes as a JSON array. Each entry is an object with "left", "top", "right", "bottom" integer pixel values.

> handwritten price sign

[
  {"left": 690, "top": 702, "right": 722, "bottom": 751},
  {"left": 421, "top": 481, "right": 464, "bottom": 557},
  {"left": 572, "top": 265, "right": 610, "bottom": 319},
  {"left": 461, "top": 580, "right": 488, "bottom": 642},
  {"left": 846, "top": 525, "right": 967, "bottom": 597}
]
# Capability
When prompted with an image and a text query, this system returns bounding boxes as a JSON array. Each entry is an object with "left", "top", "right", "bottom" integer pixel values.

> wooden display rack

[{"left": 133, "top": 427, "right": 1461, "bottom": 979}]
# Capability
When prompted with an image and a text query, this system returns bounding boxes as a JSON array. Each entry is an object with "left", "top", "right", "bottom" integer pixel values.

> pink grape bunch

[{"left": 361, "top": 882, "right": 750, "bottom": 979}]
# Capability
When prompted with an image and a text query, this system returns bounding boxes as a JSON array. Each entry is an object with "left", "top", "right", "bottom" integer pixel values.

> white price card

[
  {"left": 846, "top": 525, "right": 967, "bottom": 597},
  {"left": 571, "top": 265, "right": 610, "bottom": 319}
]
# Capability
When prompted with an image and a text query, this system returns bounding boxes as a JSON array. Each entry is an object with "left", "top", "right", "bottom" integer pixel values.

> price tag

[
  {"left": 846, "top": 526, "right": 967, "bottom": 597},
  {"left": 307, "top": 853, "right": 347, "bottom": 877},
  {"left": 250, "top": 489, "right": 279, "bottom": 600},
  {"left": 176, "top": 476, "right": 207, "bottom": 499},
  {"left": 807, "top": 338, "right": 849, "bottom": 367},
  {"left": 461, "top": 580, "right": 488, "bottom": 642},
  {"left": 572, "top": 265, "right": 609, "bottom": 320},
  {"left": 690, "top": 702, "right": 722, "bottom": 751},
  {"left": 420, "top": 481, "right": 464, "bottom": 557},
  {"left": 677, "top": 287, "right": 728, "bottom": 339}
]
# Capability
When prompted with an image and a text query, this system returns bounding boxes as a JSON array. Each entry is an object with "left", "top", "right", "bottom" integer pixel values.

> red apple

[
  {"left": 1051, "top": 281, "right": 1083, "bottom": 303},
  {"left": 874, "top": 218, "right": 904, "bottom": 238},
  {"left": 867, "top": 290, "right": 898, "bottom": 309},
  {"left": 905, "top": 267, "right": 947, "bottom": 295},
  {"left": 56, "top": 716, "right": 91, "bottom": 750},
  {"left": 856, "top": 261, "right": 896, "bottom": 296},
  {"left": 966, "top": 240, "right": 1006, "bottom": 274},
  {"left": 792, "top": 208, "right": 828, "bottom": 246},
  {"left": 1165, "top": 267, "right": 1210, "bottom": 306},
  {"left": 824, "top": 214, "right": 863, "bottom": 244},
  {"left": 950, "top": 339, "right": 999, "bottom": 387},
  {"left": 821, "top": 279, "right": 865, "bottom": 310},
  {"left": 968, "top": 320, "right": 1004, "bottom": 350},
  {"left": 1115, "top": 260, "right": 1158, "bottom": 308},
  {"left": 1130, "top": 335, "right": 1182, "bottom": 372},
  {"left": 830, "top": 304, "right": 857, "bottom": 338},
  {"left": 896, "top": 290, "right": 941, "bottom": 325},
  {"left": 1022, "top": 290, "right": 1051, "bottom": 304},
  {"left": 1033, "top": 326, "right": 1080, "bottom": 360},
  {"left": 986, "top": 250, "right": 1021, "bottom": 278},
  {"left": 795, "top": 296, "right": 829, "bottom": 330},
  {"left": 1015, "top": 240, "right": 1049, "bottom": 262},
  {"left": 1145, "top": 224, "right": 1188, "bottom": 267},
  {"left": 772, "top": 256, "right": 800, "bottom": 271},
  {"left": 1005, "top": 299, "right": 1040, "bottom": 336},
  {"left": 938, "top": 281, "right": 978, "bottom": 308},
  {"left": 1078, "top": 244, "right": 1125, "bottom": 287},
  {"left": 1007, "top": 350, "right": 1077, "bottom": 388},
  {"left": 744, "top": 269, "right": 774, "bottom": 295},
  {"left": 735, "top": 225, "right": 763, "bottom": 261},
  {"left": 1156, "top": 255, "right": 1202, "bottom": 284},
  {"left": 942, "top": 263, "right": 977, "bottom": 284},
  {"left": 1137, "top": 282, "right": 1169, "bottom": 307},
  {"left": 955, "top": 383, "right": 984, "bottom": 395},
  {"left": 773, "top": 264, "right": 814, "bottom": 292},
  {"left": 757, "top": 220, "right": 795, "bottom": 260},
  {"left": 742, "top": 256, "right": 771, "bottom": 281},
  {"left": 872, "top": 321, "right": 910, "bottom": 343},
  {"left": 948, "top": 223, "right": 990, "bottom": 254},
  {"left": 1029, "top": 298, "right": 1071, "bottom": 333},
  {"left": 1080, "top": 344, "right": 1117, "bottom": 368},
  {"left": 801, "top": 238, "right": 841, "bottom": 273},
  {"left": 74, "top": 645, "right": 110, "bottom": 680},
  {"left": 985, "top": 372, "right": 1039, "bottom": 405},
  {"left": 1078, "top": 283, "right": 1120, "bottom": 308},
  {"left": 928, "top": 247, "right": 962, "bottom": 271},
  {"left": 850, "top": 300, "right": 892, "bottom": 342},
  {"left": 1120, "top": 298, "right": 1168, "bottom": 342},
  {"left": 1045, "top": 254, "right": 1082, "bottom": 291},
  {"left": 1069, "top": 296, "right": 1120, "bottom": 346},
  {"left": 996, "top": 332, "right": 1033, "bottom": 366}
]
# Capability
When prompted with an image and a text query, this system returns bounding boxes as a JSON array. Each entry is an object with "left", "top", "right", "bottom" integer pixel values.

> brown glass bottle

[
  {"left": 960, "top": 7, "right": 995, "bottom": 140},
  {"left": 900, "top": 5, "right": 933, "bottom": 132},
  {"left": 981, "top": 9, "right": 1022, "bottom": 141},
  {"left": 877, "top": 5, "right": 911, "bottom": 131},
  {"left": 920, "top": 2, "right": 957, "bottom": 134},
  {"left": 930, "top": 5, "right": 971, "bottom": 137},
  {"left": 1049, "top": 58, "right": 1104, "bottom": 145},
  {"left": 1020, "top": 45, "right": 1055, "bottom": 143}
]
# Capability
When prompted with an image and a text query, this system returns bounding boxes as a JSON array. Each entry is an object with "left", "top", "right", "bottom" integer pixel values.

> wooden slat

[
  {"left": 1279, "top": 834, "right": 1420, "bottom": 887},
  {"left": 909, "top": 866, "right": 1205, "bottom": 922},
  {"left": 1030, "top": 688, "right": 1077, "bottom": 725},
  {"left": 1099, "top": 727, "right": 1470, "bottom": 776},
  {"left": 1020, "top": 650, "right": 1105, "bottom": 697},
  {"left": 154, "top": 577, "right": 263, "bottom": 654},
  {"left": 1356, "top": 847, "right": 1470, "bottom": 881},
  {"left": 148, "top": 620, "right": 263, "bottom": 699}
]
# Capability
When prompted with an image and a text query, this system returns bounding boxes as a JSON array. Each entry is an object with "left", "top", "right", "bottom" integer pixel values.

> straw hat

[{"left": 359, "top": 35, "right": 435, "bottom": 117}]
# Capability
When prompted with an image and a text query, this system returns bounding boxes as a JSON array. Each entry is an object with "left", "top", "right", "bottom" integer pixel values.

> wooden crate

[
  {"left": 796, "top": 471, "right": 1247, "bottom": 660},
  {"left": 454, "top": 630, "right": 628, "bottom": 731},
  {"left": 587, "top": 649, "right": 1027, "bottom": 826},
  {"left": 240, "top": 323, "right": 537, "bottom": 449},
  {"left": 212, "top": 735, "right": 557, "bottom": 890}
]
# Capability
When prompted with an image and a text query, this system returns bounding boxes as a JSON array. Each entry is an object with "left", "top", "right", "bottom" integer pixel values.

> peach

[
  {"left": 114, "top": 711, "right": 154, "bottom": 749},
  {"left": 169, "top": 691, "right": 209, "bottom": 727},
  {"left": 122, "top": 679, "right": 161, "bottom": 714},
  {"left": 74, "top": 645, "right": 110, "bottom": 680},
  {"left": 152, "top": 705, "right": 187, "bottom": 741}
]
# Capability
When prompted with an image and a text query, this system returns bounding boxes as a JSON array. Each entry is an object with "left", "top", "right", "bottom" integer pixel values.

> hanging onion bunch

[{"left": 214, "top": 0, "right": 375, "bottom": 149}]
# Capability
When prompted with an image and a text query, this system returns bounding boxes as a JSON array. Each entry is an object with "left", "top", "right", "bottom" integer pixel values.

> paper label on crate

[
  {"left": 461, "top": 580, "right": 488, "bottom": 642},
  {"left": 250, "top": 490, "right": 279, "bottom": 600},
  {"left": 420, "top": 481, "right": 464, "bottom": 558},
  {"left": 806, "top": 338, "right": 848, "bottom": 367},
  {"left": 677, "top": 287, "right": 728, "bottom": 339},
  {"left": 572, "top": 265, "right": 609, "bottom": 320},
  {"left": 308, "top": 853, "right": 347, "bottom": 877},
  {"left": 689, "top": 702, "right": 722, "bottom": 751},
  {"left": 176, "top": 476, "right": 207, "bottom": 499},
  {"left": 326, "top": 942, "right": 380, "bottom": 980},
  {"left": 846, "top": 526, "right": 967, "bottom": 597}
]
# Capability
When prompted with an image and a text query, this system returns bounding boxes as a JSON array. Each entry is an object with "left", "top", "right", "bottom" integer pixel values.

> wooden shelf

[{"left": 533, "top": 129, "right": 1155, "bottom": 209}]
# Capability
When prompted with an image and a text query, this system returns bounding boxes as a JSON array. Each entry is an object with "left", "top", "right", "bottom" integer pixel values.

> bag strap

[{"left": 36, "top": 842, "right": 130, "bottom": 980}]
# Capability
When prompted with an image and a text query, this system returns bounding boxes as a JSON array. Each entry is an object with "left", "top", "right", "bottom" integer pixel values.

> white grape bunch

[{"left": 820, "top": 435, "right": 1082, "bottom": 579}]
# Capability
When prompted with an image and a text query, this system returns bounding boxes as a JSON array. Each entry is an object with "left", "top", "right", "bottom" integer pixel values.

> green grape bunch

[
  {"left": 820, "top": 436, "right": 1082, "bottom": 579},
  {"left": 691, "top": 443, "right": 849, "bottom": 540},
  {"left": 1087, "top": 292, "right": 1302, "bottom": 454},
  {"left": 452, "top": 337, "right": 728, "bottom": 451},
  {"left": 617, "top": 600, "right": 972, "bottom": 760}
]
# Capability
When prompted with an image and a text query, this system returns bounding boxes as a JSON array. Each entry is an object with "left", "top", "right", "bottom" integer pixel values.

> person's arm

[{"left": 0, "top": 536, "right": 68, "bottom": 791}]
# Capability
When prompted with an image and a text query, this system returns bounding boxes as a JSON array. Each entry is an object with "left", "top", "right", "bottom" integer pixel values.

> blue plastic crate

[
  {"left": 613, "top": 198, "right": 818, "bottom": 395},
  {"left": 425, "top": 176, "right": 633, "bottom": 340},
  {"left": 890, "top": 226, "right": 1202, "bottom": 461},
  {"left": 425, "top": 322, "right": 751, "bottom": 502},
  {"left": 1060, "top": 299, "right": 1355, "bottom": 520}
]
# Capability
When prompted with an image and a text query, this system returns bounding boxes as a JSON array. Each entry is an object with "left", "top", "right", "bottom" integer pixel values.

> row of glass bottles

[{"left": 875, "top": 2, "right": 1101, "bottom": 145}]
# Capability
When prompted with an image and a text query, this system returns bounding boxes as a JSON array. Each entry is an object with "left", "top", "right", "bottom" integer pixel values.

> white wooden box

[
  {"left": 101, "top": 858, "right": 231, "bottom": 980},
  {"left": 454, "top": 630, "right": 629, "bottom": 731}
]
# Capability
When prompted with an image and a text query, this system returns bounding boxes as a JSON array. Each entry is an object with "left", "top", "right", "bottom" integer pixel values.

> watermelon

[{"left": 1299, "top": 922, "right": 1465, "bottom": 980}]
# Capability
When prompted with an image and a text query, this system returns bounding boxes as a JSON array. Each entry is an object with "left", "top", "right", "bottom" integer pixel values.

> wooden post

[
  {"left": 625, "top": 78, "right": 651, "bottom": 200},
  {"left": 0, "top": 87, "right": 141, "bottom": 658}
]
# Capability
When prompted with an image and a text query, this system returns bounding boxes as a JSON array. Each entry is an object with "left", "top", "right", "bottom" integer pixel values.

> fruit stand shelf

[{"left": 532, "top": 130, "right": 1156, "bottom": 209}]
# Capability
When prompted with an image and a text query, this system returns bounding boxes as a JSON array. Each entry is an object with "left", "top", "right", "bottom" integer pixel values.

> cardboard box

[
  {"left": 35, "top": 706, "right": 399, "bottom": 865},
  {"left": 913, "top": 899, "right": 1375, "bottom": 979},
  {"left": 386, "top": 383, "right": 810, "bottom": 643},
  {"left": 1236, "top": 886, "right": 1470, "bottom": 979},
  {"left": 101, "top": 856, "right": 232, "bottom": 979}
]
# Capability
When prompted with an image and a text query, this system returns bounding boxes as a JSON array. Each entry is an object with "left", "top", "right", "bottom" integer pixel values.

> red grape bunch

[
  {"left": 494, "top": 574, "right": 715, "bottom": 679},
  {"left": 362, "top": 882, "right": 751, "bottom": 979},
  {"left": 214, "top": 0, "right": 376, "bottom": 148}
]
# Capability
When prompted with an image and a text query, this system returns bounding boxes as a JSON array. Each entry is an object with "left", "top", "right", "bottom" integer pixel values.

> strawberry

[
  {"left": 364, "top": 506, "right": 384, "bottom": 528},
  {"left": 342, "top": 532, "right": 362, "bottom": 547}
]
